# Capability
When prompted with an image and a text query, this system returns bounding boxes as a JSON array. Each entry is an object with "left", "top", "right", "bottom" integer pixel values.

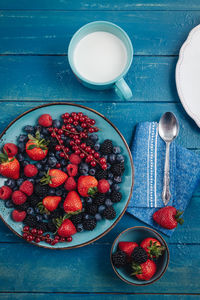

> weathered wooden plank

[
  {"left": 0, "top": 243, "right": 199, "bottom": 293},
  {"left": 0, "top": 0, "right": 200, "bottom": 11},
  {"left": 0, "top": 56, "right": 179, "bottom": 102},
  {"left": 0, "top": 10, "right": 199, "bottom": 55}
]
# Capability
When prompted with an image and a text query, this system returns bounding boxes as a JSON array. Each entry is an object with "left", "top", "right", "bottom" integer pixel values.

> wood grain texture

[
  {"left": 0, "top": 56, "right": 179, "bottom": 102},
  {"left": 0, "top": 10, "right": 199, "bottom": 55}
]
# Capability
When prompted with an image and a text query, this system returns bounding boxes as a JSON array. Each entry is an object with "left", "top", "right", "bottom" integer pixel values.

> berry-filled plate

[{"left": 0, "top": 103, "right": 133, "bottom": 249}]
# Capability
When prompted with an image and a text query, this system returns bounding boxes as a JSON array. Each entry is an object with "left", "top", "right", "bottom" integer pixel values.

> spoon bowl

[{"left": 159, "top": 112, "right": 179, "bottom": 143}]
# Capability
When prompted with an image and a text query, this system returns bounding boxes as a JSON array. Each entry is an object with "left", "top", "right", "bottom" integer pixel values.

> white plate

[{"left": 176, "top": 24, "right": 200, "bottom": 127}]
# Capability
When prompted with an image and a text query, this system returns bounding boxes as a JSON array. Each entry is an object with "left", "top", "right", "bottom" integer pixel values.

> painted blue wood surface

[{"left": 0, "top": 0, "right": 200, "bottom": 298}]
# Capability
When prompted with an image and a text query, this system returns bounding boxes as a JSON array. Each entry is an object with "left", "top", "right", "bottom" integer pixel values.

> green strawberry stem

[
  {"left": 131, "top": 262, "right": 142, "bottom": 276},
  {"left": 175, "top": 210, "right": 184, "bottom": 225},
  {"left": 88, "top": 187, "right": 98, "bottom": 197},
  {"left": 147, "top": 241, "right": 166, "bottom": 259},
  {"left": 0, "top": 149, "right": 14, "bottom": 163},
  {"left": 27, "top": 130, "right": 49, "bottom": 152},
  {"left": 40, "top": 169, "right": 52, "bottom": 185},
  {"left": 37, "top": 202, "right": 50, "bottom": 215},
  {"left": 54, "top": 210, "right": 82, "bottom": 230}
]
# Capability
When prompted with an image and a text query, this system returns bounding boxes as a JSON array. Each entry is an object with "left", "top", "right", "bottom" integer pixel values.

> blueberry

[
  {"left": 16, "top": 178, "right": 24, "bottom": 186},
  {"left": 49, "top": 152, "right": 55, "bottom": 157},
  {"left": 105, "top": 199, "right": 113, "bottom": 207},
  {"left": 18, "top": 134, "right": 27, "bottom": 143},
  {"left": 83, "top": 213, "right": 90, "bottom": 220},
  {"left": 76, "top": 223, "right": 84, "bottom": 232},
  {"left": 43, "top": 213, "right": 49, "bottom": 220},
  {"left": 109, "top": 154, "right": 116, "bottom": 164},
  {"left": 52, "top": 119, "right": 61, "bottom": 128},
  {"left": 40, "top": 134, "right": 44, "bottom": 139},
  {"left": 21, "top": 160, "right": 29, "bottom": 167},
  {"left": 41, "top": 158, "right": 47, "bottom": 165},
  {"left": 41, "top": 128, "right": 49, "bottom": 136},
  {"left": 107, "top": 163, "right": 111, "bottom": 170},
  {"left": 16, "top": 153, "right": 24, "bottom": 162},
  {"left": 5, "top": 200, "right": 14, "bottom": 208},
  {"left": 113, "top": 146, "right": 121, "bottom": 154},
  {"left": 107, "top": 179, "right": 113, "bottom": 186},
  {"left": 98, "top": 205, "right": 106, "bottom": 214},
  {"left": 39, "top": 171, "right": 45, "bottom": 177},
  {"left": 108, "top": 172, "right": 114, "bottom": 180},
  {"left": 27, "top": 207, "right": 34, "bottom": 215},
  {"left": 89, "top": 133, "right": 98, "bottom": 142},
  {"left": 18, "top": 143, "right": 25, "bottom": 153},
  {"left": 65, "top": 138, "right": 70, "bottom": 145},
  {"left": 28, "top": 178, "right": 35, "bottom": 184},
  {"left": 76, "top": 125, "right": 83, "bottom": 132},
  {"left": 111, "top": 184, "right": 120, "bottom": 191},
  {"left": 95, "top": 213, "right": 102, "bottom": 221},
  {"left": 85, "top": 197, "right": 93, "bottom": 205},
  {"left": 114, "top": 176, "right": 122, "bottom": 183},
  {"left": 24, "top": 125, "right": 34, "bottom": 134},
  {"left": 89, "top": 168, "right": 96, "bottom": 176},
  {"left": 79, "top": 163, "right": 89, "bottom": 175},
  {"left": 107, "top": 188, "right": 112, "bottom": 195},
  {"left": 35, "top": 163, "right": 42, "bottom": 170},
  {"left": 5, "top": 179, "right": 16, "bottom": 188},
  {"left": 116, "top": 154, "right": 125, "bottom": 163},
  {"left": 49, "top": 188, "right": 56, "bottom": 195},
  {"left": 55, "top": 152, "right": 61, "bottom": 159},
  {"left": 48, "top": 157, "right": 57, "bottom": 168},
  {"left": 35, "top": 207, "right": 40, "bottom": 214},
  {"left": 44, "top": 165, "right": 49, "bottom": 172},
  {"left": 35, "top": 125, "right": 42, "bottom": 132},
  {"left": 61, "top": 159, "right": 67, "bottom": 167},
  {"left": 56, "top": 190, "right": 62, "bottom": 196},
  {"left": 36, "top": 215, "right": 43, "bottom": 222},
  {"left": 94, "top": 143, "right": 100, "bottom": 151}
]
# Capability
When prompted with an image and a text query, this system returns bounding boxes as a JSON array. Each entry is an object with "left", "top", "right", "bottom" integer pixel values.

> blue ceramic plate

[
  {"left": 111, "top": 226, "right": 169, "bottom": 285},
  {"left": 0, "top": 103, "right": 134, "bottom": 249}
]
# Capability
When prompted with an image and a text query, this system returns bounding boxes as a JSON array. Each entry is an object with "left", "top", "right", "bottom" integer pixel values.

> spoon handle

[{"left": 162, "top": 142, "right": 171, "bottom": 206}]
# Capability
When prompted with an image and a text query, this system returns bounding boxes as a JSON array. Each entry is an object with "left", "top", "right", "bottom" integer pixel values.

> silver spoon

[{"left": 158, "top": 112, "right": 179, "bottom": 206}]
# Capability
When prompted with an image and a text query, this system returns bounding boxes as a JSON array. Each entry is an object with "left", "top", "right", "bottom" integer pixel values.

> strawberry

[
  {"left": 12, "top": 190, "right": 27, "bottom": 205},
  {"left": 63, "top": 191, "right": 82, "bottom": 213},
  {"left": 19, "top": 180, "right": 34, "bottom": 196},
  {"left": 42, "top": 196, "right": 61, "bottom": 212},
  {"left": 38, "top": 114, "right": 52, "bottom": 127},
  {"left": 66, "top": 164, "right": 78, "bottom": 177},
  {"left": 26, "top": 130, "right": 49, "bottom": 161},
  {"left": 0, "top": 186, "right": 12, "bottom": 200},
  {"left": 3, "top": 143, "right": 18, "bottom": 157},
  {"left": 98, "top": 179, "right": 110, "bottom": 193},
  {"left": 0, "top": 150, "right": 20, "bottom": 179},
  {"left": 77, "top": 175, "right": 98, "bottom": 197},
  {"left": 153, "top": 206, "right": 184, "bottom": 229},
  {"left": 64, "top": 176, "right": 77, "bottom": 191},
  {"left": 131, "top": 259, "right": 157, "bottom": 281},
  {"left": 118, "top": 242, "right": 138, "bottom": 258},
  {"left": 12, "top": 210, "right": 26, "bottom": 222},
  {"left": 140, "top": 238, "right": 165, "bottom": 259},
  {"left": 40, "top": 169, "right": 68, "bottom": 188},
  {"left": 57, "top": 219, "right": 77, "bottom": 237},
  {"left": 24, "top": 164, "right": 38, "bottom": 177},
  {"left": 69, "top": 154, "right": 81, "bottom": 165}
]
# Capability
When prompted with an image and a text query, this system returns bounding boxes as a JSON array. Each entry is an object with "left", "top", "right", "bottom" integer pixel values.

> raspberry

[
  {"left": 100, "top": 140, "right": 113, "bottom": 155},
  {"left": 24, "top": 164, "right": 38, "bottom": 177},
  {"left": 66, "top": 164, "right": 78, "bottom": 177},
  {"left": 98, "top": 179, "right": 110, "bottom": 194},
  {"left": 3, "top": 143, "right": 18, "bottom": 157},
  {"left": 38, "top": 114, "right": 52, "bottom": 127},
  {"left": 64, "top": 177, "right": 77, "bottom": 191},
  {"left": 12, "top": 190, "right": 27, "bottom": 205},
  {"left": 103, "top": 206, "right": 116, "bottom": 220},
  {"left": 69, "top": 154, "right": 81, "bottom": 165},
  {"left": 0, "top": 186, "right": 12, "bottom": 200},
  {"left": 19, "top": 180, "right": 34, "bottom": 196},
  {"left": 12, "top": 210, "right": 26, "bottom": 222}
]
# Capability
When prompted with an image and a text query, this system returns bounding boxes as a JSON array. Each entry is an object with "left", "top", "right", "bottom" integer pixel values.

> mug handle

[{"left": 114, "top": 78, "right": 132, "bottom": 100}]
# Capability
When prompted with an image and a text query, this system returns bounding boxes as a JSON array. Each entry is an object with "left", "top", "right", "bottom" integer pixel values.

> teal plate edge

[{"left": 0, "top": 102, "right": 134, "bottom": 250}]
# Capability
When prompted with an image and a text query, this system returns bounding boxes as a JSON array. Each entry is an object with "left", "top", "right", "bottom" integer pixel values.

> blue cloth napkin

[{"left": 127, "top": 122, "right": 200, "bottom": 236}]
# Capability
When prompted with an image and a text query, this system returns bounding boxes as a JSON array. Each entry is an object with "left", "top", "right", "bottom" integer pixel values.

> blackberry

[
  {"left": 86, "top": 204, "right": 98, "bottom": 216},
  {"left": 14, "top": 202, "right": 29, "bottom": 211},
  {"left": 83, "top": 217, "right": 97, "bottom": 231},
  {"left": 50, "top": 209, "right": 62, "bottom": 220},
  {"left": 48, "top": 138, "right": 58, "bottom": 151},
  {"left": 110, "top": 191, "right": 122, "bottom": 203},
  {"left": 23, "top": 215, "right": 38, "bottom": 228},
  {"left": 70, "top": 213, "right": 83, "bottom": 225},
  {"left": 36, "top": 222, "right": 48, "bottom": 232},
  {"left": 100, "top": 139, "right": 113, "bottom": 155},
  {"left": 84, "top": 138, "right": 95, "bottom": 148},
  {"left": 110, "top": 163, "right": 125, "bottom": 176},
  {"left": 47, "top": 221, "right": 57, "bottom": 233},
  {"left": 103, "top": 206, "right": 116, "bottom": 220},
  {"left": 95, "top": 169, "right": 107, "bottom": 180},
  {"left": 112, "top": 250, "right": 127, "bottom": 268},
  {"left": 93, "top": 193, "right": 105, "bottom": 205},
  {"left": 35, "top": 184, "right": 49, "bottom": 198},
  {"left": 29, "top": 194, "right": 40, "bottom": 207},
  {"left": 131, "top": 246, "right": 148, "bottom": 264}
]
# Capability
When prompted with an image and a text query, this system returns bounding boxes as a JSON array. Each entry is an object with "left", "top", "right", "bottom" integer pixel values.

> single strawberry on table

[
  {"left": 77, "top": 175, "right": 98, "bottom": 197},
  {"left": 118, "top": 241, "right": 138, "bottom": 258},
  {"left": 63, "top": 191, "right": 82, "bottom": 213},
  {"left": 153, "top": 206, "right": 184, "bottom": 229},
  {"left": 131, "top": 259, "right": 157, "bottom": 281},
  {"left": 140, "top": 237, "right": 165, "bottom": 259},
  {"left": 26, "top": 130, "right": 49, "bottom": 161},
  {"left": 40, "top": 169, "right": 68, "bottom": 188},
  {"left": 0, "top": 150, "right": 20, "bottom": 180}
]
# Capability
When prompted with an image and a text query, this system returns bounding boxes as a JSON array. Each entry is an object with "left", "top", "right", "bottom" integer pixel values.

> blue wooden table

[{"left": 0, "top": 1, "right": 200, "bottom": 299}]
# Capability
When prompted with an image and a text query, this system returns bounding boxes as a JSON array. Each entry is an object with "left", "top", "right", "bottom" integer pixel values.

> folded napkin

[{"left": 127, "top": 122, "right": 200, "bottom": 236}]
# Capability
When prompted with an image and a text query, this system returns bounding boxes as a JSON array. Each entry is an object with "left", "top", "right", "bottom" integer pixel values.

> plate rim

[
  {"left": 176, "top": 24, "right": 200, "bottom": 128},
  {"left": 0, "top": 102, "right": 134, "bottom": 250}
]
